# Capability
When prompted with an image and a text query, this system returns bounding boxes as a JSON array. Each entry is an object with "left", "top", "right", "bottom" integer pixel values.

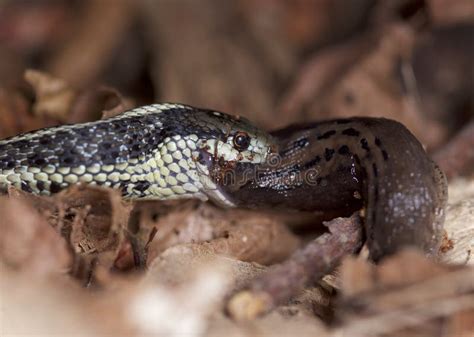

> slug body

[
  {"left": 210, "top": 118, "right": 448, "bottom": 261},
  {"left": 0, "top": 104, "right": 447, "bottom": 261}
]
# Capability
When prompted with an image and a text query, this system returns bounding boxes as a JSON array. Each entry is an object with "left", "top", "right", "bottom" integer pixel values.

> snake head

[
  {"left": 195, "top": 111, "right": 276, "bottom": 164},
  {"left": 191, "top": 111, "right": 276, "bottom": 205}
]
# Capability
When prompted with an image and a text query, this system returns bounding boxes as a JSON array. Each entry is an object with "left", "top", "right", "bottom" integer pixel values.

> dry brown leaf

[
  {"left": 25, "top": 69, "right": 76, "bottom": 121},
  {"left": 55, "top": 185, "right": 134, "bottom": 275},
  {"left": 0, "top": 87, "right": 48, "bottom": 138},
  {"left": 279, "top": 23, "right": 452, "bottom": 150},
  {"left": 433, "top": 121, "right": 474, "bottom": 180},
  {"left": 141, "top": 0, "right": 278, "bottom": 128},
  {"left": 276, "top": 35, "right": 373, "bottom": 129},
  {"left": 68, "top": 86, "right": 134, "bottom": 123},
  {"left": 25, "top": 69, "right": 135, "bottom": 124},
  {"left": 337, "top": 249, "right": 474, "bottom": 337},
  {"left": 0, "top": 196, "right": 71, "bottom": 275},
  {"left": 316, "top": 24, "right": 447, "bottom": 150},
  {"left": 46, "top": 0, "right": 137, "bottom": 89},
  {"left": 142, "top": 201, "right": 300, "bottom": 266},
  {"left": 428, "top": 0, "right": 474, "bottom": 25},
  {"left": 446, "top": 309, "right": 474, "bottom": 337},
  {"left": 8, "top": 184, "right": 134, "bottom": 282},
  {"left": 1, "top": 264, "right": 142, "bottom": 336}
]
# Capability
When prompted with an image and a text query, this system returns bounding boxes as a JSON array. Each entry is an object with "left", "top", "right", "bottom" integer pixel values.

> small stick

[{"left": 228, "top": 212, "right": 364, "bottom": 320}]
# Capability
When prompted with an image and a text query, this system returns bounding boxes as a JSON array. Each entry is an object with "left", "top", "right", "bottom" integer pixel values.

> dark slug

[{"left": 210, "top": 117, "right": 448, "bottom": 262}]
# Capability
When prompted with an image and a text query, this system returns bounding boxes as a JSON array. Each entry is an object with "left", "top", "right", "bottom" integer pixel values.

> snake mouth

[
  {"left": 193, "top": 148, "right": 239, "bottom": 207},
  {"left": 195, "top": 147, "right": 236, "bottom": 186},
  {"left": 195, "top": 148, "right": 214, "bottom": 175},
  {"left": 192, "top": 133, "right": 276, "bottom": 205}
]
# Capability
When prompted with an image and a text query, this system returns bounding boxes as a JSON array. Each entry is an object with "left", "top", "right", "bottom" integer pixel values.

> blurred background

[{"left": 0, "top": 0, "right": 472, "bottom": 176}]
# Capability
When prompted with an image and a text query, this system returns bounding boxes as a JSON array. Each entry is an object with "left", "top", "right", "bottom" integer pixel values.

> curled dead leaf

[{"left": 25, "top": 69, "right": 76, "bottom": 122}]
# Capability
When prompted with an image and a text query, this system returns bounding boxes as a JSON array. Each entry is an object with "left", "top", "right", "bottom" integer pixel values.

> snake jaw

[
  {"left": 192, "top": 132, "right": 275, "bottom": 206},
  {"left": 191, "top": 147, "right": 236, "bottom": 207}
]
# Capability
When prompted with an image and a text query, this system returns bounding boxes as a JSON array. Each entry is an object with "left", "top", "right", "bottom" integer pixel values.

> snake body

[
  {"left": 0, "top": 103, "right": 273, "bottom": 205},
  {"left": 0, "top": 103, "right": 447, "bottom": 261}
]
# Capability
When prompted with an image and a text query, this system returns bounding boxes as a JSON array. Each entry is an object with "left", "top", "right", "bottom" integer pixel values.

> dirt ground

[{"left": 0, "top": 1, "right": 473, "bottom": 336}]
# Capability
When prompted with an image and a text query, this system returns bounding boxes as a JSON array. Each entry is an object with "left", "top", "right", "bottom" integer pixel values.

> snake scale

[{"left": 0, "top": 103, "right": 447, "bottom": 261}]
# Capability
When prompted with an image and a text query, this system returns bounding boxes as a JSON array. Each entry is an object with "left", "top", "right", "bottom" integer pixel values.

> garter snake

[{"left": 0, "top": 103, "right": 274, "bottom": 206}]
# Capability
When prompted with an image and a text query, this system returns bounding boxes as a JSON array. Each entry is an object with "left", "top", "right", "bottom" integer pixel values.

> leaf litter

[{"left": 0, "top": 1, "right": 473, "bottom": 336}]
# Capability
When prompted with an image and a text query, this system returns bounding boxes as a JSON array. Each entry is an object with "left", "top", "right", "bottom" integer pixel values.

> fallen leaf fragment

[
  {"left": 68, "top": 85, "right": 134, "bottom": 123},
  {"left": 7, "top": 184, "right": 134, "bottom": 283},
  {"left": 1, "top": 266, "right": 135, "bottom": 336},
  {"left": 441, "top": 180, "right": 474, "bottom": 265},
  {"left": 144, "top": 202, "right": 301, "bottom": 266},
  {"left": 46, "top": 0, "right": 137, "bottom": 89},
  {"left": 428, "top": 0, "right": 474, "bottom": 25},
  {"left": 336, "top": 249, "right": 474, "bottom": 337},
  {"left": 0, "top": 87, "right": 47, "bottom": 138},
  {"left": 25, "top": 69, "right": 76, "bottom": 122},
  {"left": 0, "top": 196, "right": 71, "bottom": 276}
]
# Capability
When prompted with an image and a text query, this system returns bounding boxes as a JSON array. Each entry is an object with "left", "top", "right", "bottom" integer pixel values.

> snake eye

[{"left": 233, "top": 132, "right": 250, "bottom": 151}]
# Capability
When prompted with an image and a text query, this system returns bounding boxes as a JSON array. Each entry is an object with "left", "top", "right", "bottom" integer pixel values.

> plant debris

[
  {"left": 0, "top": 1, "right": 472, "bottom": 336},
  {"left": 228, "top": 212, "right": 364, "bottom": 320}
]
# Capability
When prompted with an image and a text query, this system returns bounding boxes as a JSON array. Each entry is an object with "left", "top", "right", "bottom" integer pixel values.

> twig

[{"left": 227, "top": 212, "right": 364, "bottom": 320}]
